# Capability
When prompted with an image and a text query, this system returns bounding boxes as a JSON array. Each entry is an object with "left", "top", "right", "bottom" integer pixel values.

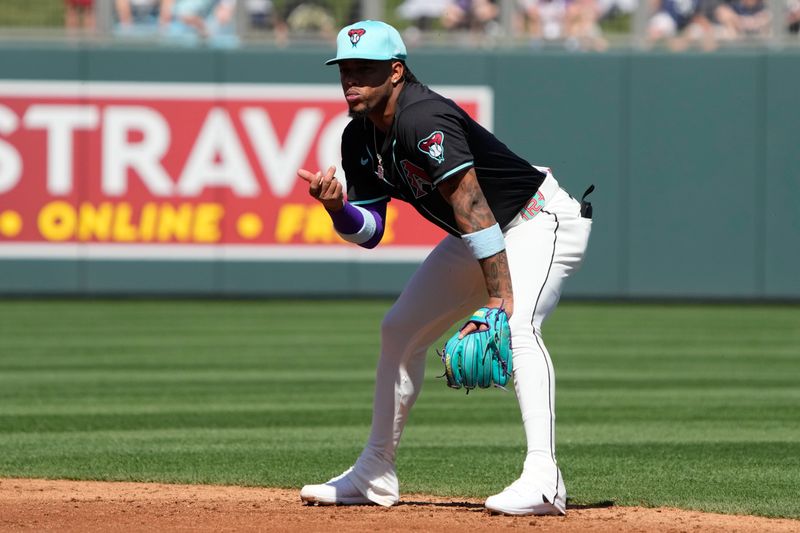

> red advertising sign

[{"left": 0, "top": 81, "right": 492, "bottom": 261}]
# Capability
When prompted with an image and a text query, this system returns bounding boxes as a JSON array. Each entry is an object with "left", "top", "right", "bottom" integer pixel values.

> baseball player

[{"left": 297, "top": 20, "right": 592, "bottom": 516}]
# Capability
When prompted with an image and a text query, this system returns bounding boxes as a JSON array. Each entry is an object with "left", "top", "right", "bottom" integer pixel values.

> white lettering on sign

[
  {"left": 6, "top": 103, "right": 335, "bottom": 199},
  {"left": 103, "top": 106, "right": 173, "bottom": 196},
  {"left": 242, "top": 107, "right": 324, "bottom": 198},
  {"left": 0, "top": 82, "right": 492, "bottom": 202},
  {"left": 0, "top": 104, "right": 22, "bottom": 194},
  {"left": 177, "top": 108, "right": 259, "bottom": 197},
  {"left": 23, "top": 105, "right": 99, "bottom": 195}
]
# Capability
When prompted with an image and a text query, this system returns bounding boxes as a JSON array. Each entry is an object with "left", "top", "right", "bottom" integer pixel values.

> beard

[{"left": 348, "top": 102, "right": 372, "bottom": 119}]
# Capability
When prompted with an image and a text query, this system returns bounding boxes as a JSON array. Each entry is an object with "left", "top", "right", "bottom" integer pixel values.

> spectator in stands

[
  {"left": 715, "top": 0, "right": 771, "bottom": 38},
  {"left": 595, "top": 0, "right": 637, "bottom": 39},
  {"left": 789, "top": 0, "right": 800, "bottom": 34},
  {"left": 441, "top": 0, "right": 500, "bottom": 34},
  {"left": 597, "top": 0, "right": 638, "bottom": 20},
  {"left": 518, "top": 0, "right": 569, "bottom": 41},
  {"left": 114, "top": 0, "right": 173, "bottom": 36},
  {"left": 247, "top": 0, "right": 276, "bottom": 29},
  {"left": 396, "top": 0, "right": 454, "bottom": 32},
  {"left": 245, "top": 0, "right": 291, "bottom": 44},
  {"left": 518, "top": 0, "right": 607, "bottom": 50},
  {"left": 646, "top": 0, "right": 716, "bottom": 50},
  {"left": 167, "top": 0, "right": 239, "bottom": 47},
  {"left": 65, "top": 0, "right": 96, "bottom": 32},
  {"left": 246, "top": 1, "right": 357, "bottom": 45},
  {"left": 281, "top": 1, "right": 338, "bottom": 39},
  {"left": 568, "top": 0, "right": 608, "bottom": 49},
  {"left": 396, "top": 0, "right": 500, "bottom": 44}
]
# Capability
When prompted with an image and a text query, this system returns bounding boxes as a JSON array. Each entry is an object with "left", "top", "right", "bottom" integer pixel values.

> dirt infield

[{"left": 1, "top": 478, "right": 798, "bottom": 532}]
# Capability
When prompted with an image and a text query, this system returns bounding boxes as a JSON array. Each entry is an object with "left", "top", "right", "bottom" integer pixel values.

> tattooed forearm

[
  {"left": 439, "top": 168, "right": 513, "bottom": 301},
  {"left": 444, "top": 171, "right": 495, "bottom": 232},
  {"left": 479, "top": 251, "right": 512, "bottom": 300}
]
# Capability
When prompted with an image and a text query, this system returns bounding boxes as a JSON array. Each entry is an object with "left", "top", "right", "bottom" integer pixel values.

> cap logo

[
  {"left": 348, "top": 28, "right": 366, "bottom": 47},
  {"left": 417, "top": 131, "right": 445, "bottom": 164}
]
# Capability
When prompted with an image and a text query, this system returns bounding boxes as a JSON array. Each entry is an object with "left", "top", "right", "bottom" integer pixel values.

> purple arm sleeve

[
  {"left": 327, "top": 201, "right": 387, "bottom": 249},
  {"left": 327, "top": 202, "right": 364, "bottom": 234}
]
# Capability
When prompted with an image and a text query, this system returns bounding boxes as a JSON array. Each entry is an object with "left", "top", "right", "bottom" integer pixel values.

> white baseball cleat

[
  {"left": 300, "top": 470, "right": 373, "bottom": 506},
  {"left": 485, "top": 477, "right": 567, "bottom": 516}
]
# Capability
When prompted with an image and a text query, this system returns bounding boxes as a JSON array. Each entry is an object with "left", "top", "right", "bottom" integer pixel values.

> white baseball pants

[{"left": 348, "top": 172, "right": 592, "bottom": 506}]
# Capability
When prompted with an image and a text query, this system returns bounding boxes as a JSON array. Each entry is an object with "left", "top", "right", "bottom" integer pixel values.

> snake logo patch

[
  {"left": 417, "top": 131, "right": 445, "bottom": 164},
  {"left": 348, "top": 28, "right": 366, "bottom": 46}
]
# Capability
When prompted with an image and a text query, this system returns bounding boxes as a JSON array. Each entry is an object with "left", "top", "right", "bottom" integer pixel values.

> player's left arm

[{"left": 438, "top": 168, "right": 514, "bottom": 333}]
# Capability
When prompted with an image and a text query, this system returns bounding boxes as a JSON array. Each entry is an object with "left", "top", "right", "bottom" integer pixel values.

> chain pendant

[{"left": 376, "top": 154, "right": 385, "bottom": 181}]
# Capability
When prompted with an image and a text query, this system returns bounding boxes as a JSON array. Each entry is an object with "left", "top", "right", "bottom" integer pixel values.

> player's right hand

[
  {"left": 297, "top": 166, "right": 344, "bottom": 211},
  {"left": 459, "top": 297, "right": 513, "bottom": 338}
]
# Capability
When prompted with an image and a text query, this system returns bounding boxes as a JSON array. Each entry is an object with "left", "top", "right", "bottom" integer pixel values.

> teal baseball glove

[{"left": 439, "top": 307, "right": 513, "bottom": 393}]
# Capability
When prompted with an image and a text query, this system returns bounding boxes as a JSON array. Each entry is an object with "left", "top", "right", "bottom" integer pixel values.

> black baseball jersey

[
  {"left": 341, "top": 82, "right": 546, "bottom": 237},
  {"left": 342, "top": 83, "right": 545, "bottom": 236}
]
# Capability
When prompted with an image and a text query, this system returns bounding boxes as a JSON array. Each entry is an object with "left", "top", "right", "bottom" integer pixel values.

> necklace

[{"left": 373, "top": 123, "right": 385, "bottom": 181}]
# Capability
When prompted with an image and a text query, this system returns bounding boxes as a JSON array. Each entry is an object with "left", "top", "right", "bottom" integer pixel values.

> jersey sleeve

[
  {"left": 395, "top": 99, "right": 475, "bottom": 186},
  {"left": 341, "top": 120, "right": 390, "bottom": 206}
]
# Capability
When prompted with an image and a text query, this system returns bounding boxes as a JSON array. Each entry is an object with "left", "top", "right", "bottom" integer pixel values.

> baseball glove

[{"left": 439, "top": 307, "right": 513, "bottom": 393}]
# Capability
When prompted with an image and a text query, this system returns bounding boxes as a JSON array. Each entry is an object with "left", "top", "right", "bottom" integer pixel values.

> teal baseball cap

[{"left": 325, "top": 20, "right": 407, "bottom": 65}]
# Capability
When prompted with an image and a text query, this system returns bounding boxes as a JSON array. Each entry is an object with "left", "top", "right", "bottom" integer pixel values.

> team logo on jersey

[
  {"left": 417, "top": 131, "right": 445, "bottom": 164},
  {"left": 348, "top": 28, "right": 366, "bottom": 46},
  {"left": 400, "top": 160, "right": 434, "bottom": 198}
]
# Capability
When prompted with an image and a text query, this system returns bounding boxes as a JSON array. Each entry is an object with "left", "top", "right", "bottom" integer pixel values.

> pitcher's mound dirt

[{"left": 1, "top": 478, "right": 798, "bottom": 532}]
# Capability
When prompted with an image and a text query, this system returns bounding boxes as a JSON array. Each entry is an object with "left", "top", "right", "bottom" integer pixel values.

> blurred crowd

[
  {"left": 58, "top": 0, "right": 800, "bottom": 50},
  {"left": 397, "top": 0, "right": 613, "bottom": 50},
  {"left": 644, "top": 0, "right": 782, "bottom": 50},
  {"left": 64, "top": 0, "right": 240, "bottom": 47}
]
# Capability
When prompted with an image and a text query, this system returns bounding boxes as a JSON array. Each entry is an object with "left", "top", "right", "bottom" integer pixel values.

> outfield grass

[{"left": 0, "top": 300, "right": 798, "bottom": 518}]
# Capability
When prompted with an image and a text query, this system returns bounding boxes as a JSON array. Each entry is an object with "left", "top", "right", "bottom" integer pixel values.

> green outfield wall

[{"left": 0, "top": 44, "right": 798, "bottom": 299}]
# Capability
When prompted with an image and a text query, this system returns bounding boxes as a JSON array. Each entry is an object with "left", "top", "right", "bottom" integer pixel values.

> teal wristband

[{"left": 461, "top": 223, "right": 505, "bottom": 259}]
